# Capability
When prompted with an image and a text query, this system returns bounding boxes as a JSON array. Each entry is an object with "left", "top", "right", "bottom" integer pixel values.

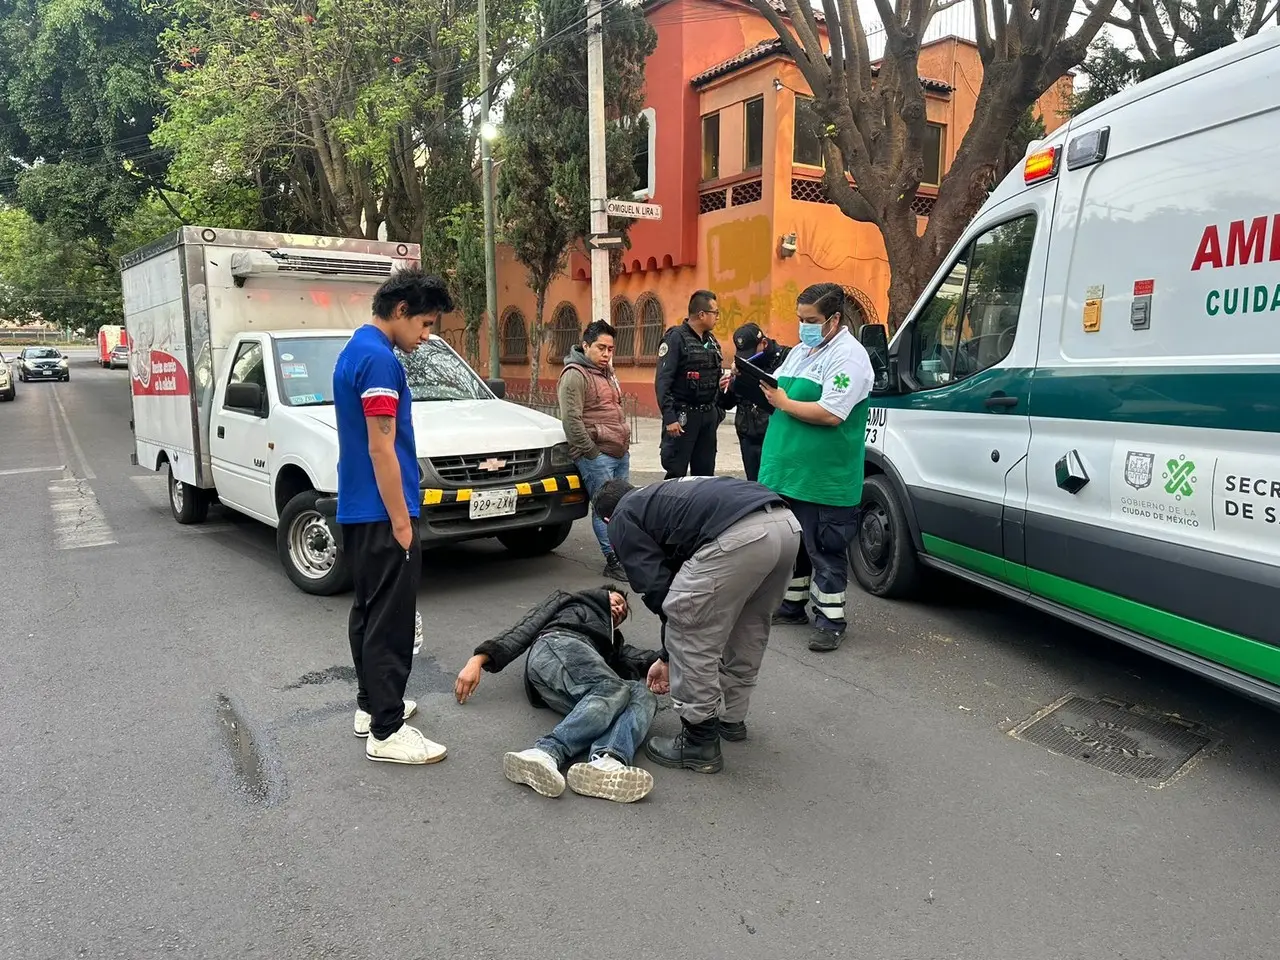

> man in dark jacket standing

[
  {"left": 557, "top": 320, "right": 631, "bottom": 580},
  {"left": 454, "top": 586, "right": 660, "bottom": 803},
  {"left": 653, "top": 290, "right": 728, "bottom": 479},
  {"left": 719, "top": 322, "right": 790, "bottom": 482},
  {"left": 593, "top": 476, "right": 802, "bottom": 774}
]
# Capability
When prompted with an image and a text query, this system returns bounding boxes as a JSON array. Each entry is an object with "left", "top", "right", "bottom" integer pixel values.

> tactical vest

[{"left": 670, "top": 321, "right": 723, "bottom": 407}]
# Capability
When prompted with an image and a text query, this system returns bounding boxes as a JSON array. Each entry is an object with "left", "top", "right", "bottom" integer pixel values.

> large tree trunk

[{"left": 882, "top": 212, "right": 943, "bottom": 333}]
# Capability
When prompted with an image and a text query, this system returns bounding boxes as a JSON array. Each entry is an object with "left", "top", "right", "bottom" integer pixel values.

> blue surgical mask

[{"left": 799, "top": 322, "right": 826, "bottom": 348}]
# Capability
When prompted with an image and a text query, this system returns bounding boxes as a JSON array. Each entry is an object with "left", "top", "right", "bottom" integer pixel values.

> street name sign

[{"left": 605, "top": 199, "right": 663, "bottom": 220}]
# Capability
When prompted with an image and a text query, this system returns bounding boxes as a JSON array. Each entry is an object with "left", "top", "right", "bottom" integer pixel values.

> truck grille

[{"left": 426, "top": 449, "right": 542, "bottom": 485}]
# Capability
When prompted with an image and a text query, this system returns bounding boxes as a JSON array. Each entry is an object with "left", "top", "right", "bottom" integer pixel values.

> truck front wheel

[
  {"left": 496, "top": 521, "right": 573, "bottom": 558},
  {"left": 169, "top": 465, "right": 209, "bottom": 524},
  {"left": 277, "top": 490, "right": 352, "bottom": 595},
  {"left": 850, "top": 473, "right": 921, "bottom": 599}
]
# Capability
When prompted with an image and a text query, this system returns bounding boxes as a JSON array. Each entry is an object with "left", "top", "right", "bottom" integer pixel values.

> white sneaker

[
  {"left": 567, "top": 754, "right": 654, "bottom": 803},
  {"left": 502, "top": 748, "right": 565, "bottom": 798},
  {"left": 353, "top": 700, "right": 418, "bottom": 738},
  {"left": 365, "top": 724, "right": 447, "bottom": 765}
]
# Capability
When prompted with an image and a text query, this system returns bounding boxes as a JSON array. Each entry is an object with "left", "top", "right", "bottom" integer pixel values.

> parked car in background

[
  {"left": 17, "top": 347, "right": 70, "bottom": 383},
  {"left": 0, "top": 353, "right": 15, "bottom": 401},
  {"left": 107, "top": 344, "right": 129, "bottom": 369}
]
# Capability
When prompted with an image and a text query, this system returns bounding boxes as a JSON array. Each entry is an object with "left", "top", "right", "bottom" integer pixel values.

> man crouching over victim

[{"left": 454, "top": 586, "right": 661, "bottom": 803}]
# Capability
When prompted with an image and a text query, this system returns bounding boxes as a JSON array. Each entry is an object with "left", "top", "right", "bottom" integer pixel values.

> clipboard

[{"left": 733, "top": 355, "right": 778, "bottom": 390}]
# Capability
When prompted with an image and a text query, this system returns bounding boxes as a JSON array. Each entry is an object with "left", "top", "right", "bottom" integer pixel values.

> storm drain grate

[{"left": 1011, "top": 695, "right": 1212, "bottom": 786}]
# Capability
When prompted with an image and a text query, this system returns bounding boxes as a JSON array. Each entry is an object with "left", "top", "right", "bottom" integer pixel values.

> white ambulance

[{"left": 854, "top": 32, "right": 1280, "bottom": 705}]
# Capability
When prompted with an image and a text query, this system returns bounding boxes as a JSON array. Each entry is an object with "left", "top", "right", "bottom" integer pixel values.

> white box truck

[{"left": 122, "top": 227, "right": 587, "bottom": 594}]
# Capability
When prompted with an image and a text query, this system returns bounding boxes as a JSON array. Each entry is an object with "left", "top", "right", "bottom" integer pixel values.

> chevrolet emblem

[{"left": 478, "top": 458, "right": 507, "bottom": 472}]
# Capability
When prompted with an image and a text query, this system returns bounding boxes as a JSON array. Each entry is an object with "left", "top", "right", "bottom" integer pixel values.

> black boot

[
  {"left": 807, "top": 627, "right": 846, "bottom": 652},
  {"left": 718, "top": 719, "right": 747, "bottom": 742},
  {"left": 645, "top": 719, "right": 723, "bottom": 773},
  {"left": 602, "top": 553, "right": 629, "bottom": 582}
]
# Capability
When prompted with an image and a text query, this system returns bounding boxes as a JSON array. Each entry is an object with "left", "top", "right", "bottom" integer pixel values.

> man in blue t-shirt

[{"left": 334, "top": 267, "right": 453, "bottom": 765}]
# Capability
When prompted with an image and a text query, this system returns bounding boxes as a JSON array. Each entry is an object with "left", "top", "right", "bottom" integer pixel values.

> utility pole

[
  {"left": 479, "top": 0, "right": 501, "bottom": 379},
  {"left": 586, "top": 0, "right": 610, "bottom": 324}
]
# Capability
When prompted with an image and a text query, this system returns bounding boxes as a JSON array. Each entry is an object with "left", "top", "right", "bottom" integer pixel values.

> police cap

[{"left": 732, "top": 323, "right": 765, "bottom": 356}]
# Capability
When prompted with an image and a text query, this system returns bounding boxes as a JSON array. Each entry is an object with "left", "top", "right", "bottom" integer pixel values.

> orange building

[{"left": 444, "top": 0, "right": 1072, "bottom": 415}]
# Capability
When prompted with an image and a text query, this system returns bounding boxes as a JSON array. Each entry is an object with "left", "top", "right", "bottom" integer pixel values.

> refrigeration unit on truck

[{"left": 121, "top": 226, "right": 588, "bottom": 595}]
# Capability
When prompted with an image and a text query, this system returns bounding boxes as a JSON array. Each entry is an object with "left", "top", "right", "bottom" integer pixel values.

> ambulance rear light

[
  {"left": 1023, "top": 146, "right": 1060, "bottom": 184},
  {"left": 1066, "top": 126, "right": 1110, "bottom": 170}
]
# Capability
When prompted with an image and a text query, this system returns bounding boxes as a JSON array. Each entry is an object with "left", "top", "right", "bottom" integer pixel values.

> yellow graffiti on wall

[
  {"left": 707, "top": 216, "right": 772, "bottom": 291},
  {"left": 715, "top": 281, "right": 801, "bottom": 342}
]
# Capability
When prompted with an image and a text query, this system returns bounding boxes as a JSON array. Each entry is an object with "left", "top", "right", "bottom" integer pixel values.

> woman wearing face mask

[{"left": 758, "top": 283, "right": 876, "bottom": 653}]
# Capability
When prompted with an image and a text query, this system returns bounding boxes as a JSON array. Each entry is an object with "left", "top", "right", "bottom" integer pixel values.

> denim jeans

[
  {"left": 575, "top": 451, "right": 630, "bottom": 560},
  {"left": 526, "top": 631, "right": 656, "bottom": 765}
]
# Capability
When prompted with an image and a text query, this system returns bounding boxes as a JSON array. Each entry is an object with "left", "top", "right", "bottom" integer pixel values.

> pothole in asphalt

[
  {"left": 1010, "top": 694, "right": 1213, "bottom": 787},
  {"left": 284, "top": 665, "right": 357, "bottom": 689},
  {"left": 214, "top": 693, "right": 286, "bottom": 806},
  {"left": 283, "top": 656, "right": 454, "bottom": 695}
]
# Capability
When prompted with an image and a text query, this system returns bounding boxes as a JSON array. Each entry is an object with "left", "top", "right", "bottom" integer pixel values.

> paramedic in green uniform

[{"left": 759, "top": 283, "right": 875, "bottom": 652}]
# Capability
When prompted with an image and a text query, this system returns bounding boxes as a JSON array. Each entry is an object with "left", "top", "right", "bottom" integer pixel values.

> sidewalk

[{"left": 628, "top": 416, "right": 744, "bottom": 477}]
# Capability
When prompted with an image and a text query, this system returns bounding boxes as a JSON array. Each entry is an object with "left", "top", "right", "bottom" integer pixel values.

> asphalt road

[{"left": 2, "top": 349, "right": 1278, "bottom": 960}]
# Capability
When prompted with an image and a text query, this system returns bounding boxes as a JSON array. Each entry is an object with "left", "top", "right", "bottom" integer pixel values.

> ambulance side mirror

[{"left": 859, "top": 324, "right": 894, "bottom": 394}]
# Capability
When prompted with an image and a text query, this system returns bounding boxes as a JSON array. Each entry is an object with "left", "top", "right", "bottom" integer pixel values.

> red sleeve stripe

[{"left": 362, "top": 395, "right": 398, "bottom": 418}]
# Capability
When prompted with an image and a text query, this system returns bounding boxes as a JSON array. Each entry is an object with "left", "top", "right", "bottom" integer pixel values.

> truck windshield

[
  {"left": 275, "top": 336, "right": 491, "bottom": 406},
  {"left": 397, "top": 340, "right": 491, "bottom": 401}
]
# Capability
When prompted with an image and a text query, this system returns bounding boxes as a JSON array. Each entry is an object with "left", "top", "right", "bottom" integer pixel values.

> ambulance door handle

[
  {"left": 217, "top": 426, "right": 225, "bottom": 438},
  {"left": 984, "top": 392, "right": 1018, "bottom": 410}
]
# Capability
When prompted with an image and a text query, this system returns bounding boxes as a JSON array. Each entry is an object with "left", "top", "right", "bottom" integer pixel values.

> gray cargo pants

[{"left": 662, "top": 504, "right": 802, "bottom": 725}]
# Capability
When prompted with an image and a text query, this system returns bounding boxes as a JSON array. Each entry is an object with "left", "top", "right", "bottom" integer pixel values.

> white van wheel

[
  {"left": 851, "top": 474, "right": 920, "bottom": 599},
  {"left": 277, "top": 490, "right": 352, "bottom": 595},
  {"left": 169, "top": 465, "right": 209, "bottom": 524}
]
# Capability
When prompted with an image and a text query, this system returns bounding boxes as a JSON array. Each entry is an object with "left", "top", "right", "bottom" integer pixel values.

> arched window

[
  {"left": 500, "top": 307, "right": 528, "bottom": 363},
  {"left": 637, "top": 294, "right": 664, "bottom": 364},
  {"left": 611, "top": 296, "right": 636, "bottom": 364},
  {"left": 840, "top": 285, "right": 879, "bottom": 333},
  {"left": 549, "top": 302, "right": 581, "bottom": 363}
]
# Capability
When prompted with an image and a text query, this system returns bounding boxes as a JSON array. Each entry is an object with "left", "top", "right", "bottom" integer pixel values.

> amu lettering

[{"left": 1191, "top": 214, "right": 1280, "bottom": 270}]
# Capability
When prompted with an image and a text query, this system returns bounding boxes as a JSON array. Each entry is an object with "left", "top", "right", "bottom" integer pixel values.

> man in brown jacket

[{"left": 558, "top": 319, "right": 632, "bottom": 580}]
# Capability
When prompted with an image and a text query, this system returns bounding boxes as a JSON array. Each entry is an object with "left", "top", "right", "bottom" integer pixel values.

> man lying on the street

[{"left": 454, "top": 586, "right": 660, "bottom": 803}]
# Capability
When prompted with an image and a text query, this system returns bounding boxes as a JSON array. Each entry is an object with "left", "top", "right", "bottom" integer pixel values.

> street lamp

[{"left": 480, "top": 121, "right": 499, "bottom": 142}]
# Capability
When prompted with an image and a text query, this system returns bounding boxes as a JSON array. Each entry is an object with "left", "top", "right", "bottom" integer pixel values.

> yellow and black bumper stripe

[{"left": 422, "top": 473, "right": 581, "bottom": 506}]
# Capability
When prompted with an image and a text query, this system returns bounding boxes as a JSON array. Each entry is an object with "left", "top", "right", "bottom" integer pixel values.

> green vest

[{"left": 758, "top": 375, "right": 868, "bottom": 507}]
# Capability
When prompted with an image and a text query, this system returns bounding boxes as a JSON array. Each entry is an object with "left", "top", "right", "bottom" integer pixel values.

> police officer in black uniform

[
  {"left": 654, "top": 290, "right": 725, "bottom": 479},
  {"left": 719, "top": 322, "right": 790, "bottom": 482}
]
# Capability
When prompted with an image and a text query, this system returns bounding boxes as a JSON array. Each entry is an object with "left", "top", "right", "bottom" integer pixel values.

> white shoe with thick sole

[
  {"left": 502, "top": 748, "right": 565, "bottom": 798},
  {"left": 567, "top": 754, "right": 654, "bottom": 803},
  {"left": 353, "top": 700, "right": 418, "bottom": 738},
  {"left": 365, "top": 724, "right": 447, "bottom": 764}
]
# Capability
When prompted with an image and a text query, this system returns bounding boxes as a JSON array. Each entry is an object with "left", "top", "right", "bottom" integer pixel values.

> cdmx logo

[{"left": 1162, "top": 455, "right": 1196, "bottom": 499}]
